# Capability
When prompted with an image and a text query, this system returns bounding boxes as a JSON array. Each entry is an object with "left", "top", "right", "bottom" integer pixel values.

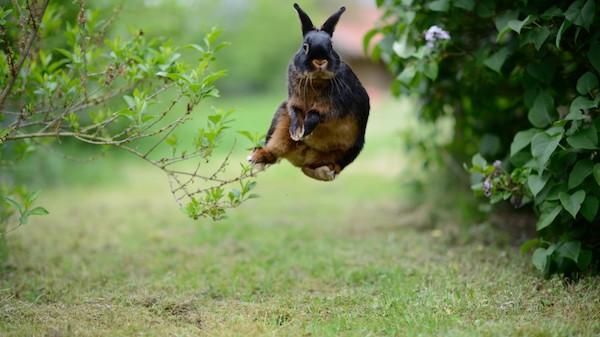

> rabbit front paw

[
  {"left": 247, "top": 148, "right": 276, "bottom": 171},
  {"left": 289, "top": 123, "right": 305, "bottom": 141}
]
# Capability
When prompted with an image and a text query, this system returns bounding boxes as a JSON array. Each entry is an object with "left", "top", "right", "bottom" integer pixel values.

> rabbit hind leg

[
  {"left": 301, "top": 163, "right": 341, "bottom": 182},
  {"left": 248, "top": 103, "right": 296, "bottom": 170}
]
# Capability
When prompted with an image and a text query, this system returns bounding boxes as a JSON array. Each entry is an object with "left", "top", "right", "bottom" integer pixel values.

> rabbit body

[{"left": 248, "top": 4, "right": 369, "bottom": 181}]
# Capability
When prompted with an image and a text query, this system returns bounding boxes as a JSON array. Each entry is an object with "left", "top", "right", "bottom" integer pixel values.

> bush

[
  {"left": 368, "top": 0, "right": 599, "bottom": 276},
  {"left": 0, "top": 0, "right": 259, "bottom": 242}
]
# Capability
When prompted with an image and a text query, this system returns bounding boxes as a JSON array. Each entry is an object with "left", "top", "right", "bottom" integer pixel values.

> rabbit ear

[
  {"left": 293, "top": 3, "right": 315, "bottom": 36},
  {"left": 321, "top": 6, "right": 346, "bottom": 37}
]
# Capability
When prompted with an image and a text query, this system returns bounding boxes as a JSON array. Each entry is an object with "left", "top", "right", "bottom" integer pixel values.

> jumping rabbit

[{"left": 248, "top": 3, "right": 370, "bottom": 181}]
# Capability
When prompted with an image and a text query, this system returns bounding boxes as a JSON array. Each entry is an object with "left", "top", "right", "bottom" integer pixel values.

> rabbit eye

[{"left": 303, "top": 43, "right": 309, "bottom": 54}]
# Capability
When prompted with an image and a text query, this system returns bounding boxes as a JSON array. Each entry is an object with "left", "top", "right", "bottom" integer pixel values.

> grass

[{"left": 1, "top": 95, "right": 599, "bottom": 337}]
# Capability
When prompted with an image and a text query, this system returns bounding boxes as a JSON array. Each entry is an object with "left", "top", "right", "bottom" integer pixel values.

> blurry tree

[
  {"left": 368, "top": 0, "right": 599, "bottom": 276},
  {"left": 105, "top": 0, "right": 317, "bottom": 94},
  {"left": 0, "top": 0, "right": 260, "bottom": 252}
]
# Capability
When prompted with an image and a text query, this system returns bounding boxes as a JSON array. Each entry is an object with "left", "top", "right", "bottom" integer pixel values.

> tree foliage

[
  {"left": 368, "top": 0, "right": 599, "bottom": 276},
  {"left": 0, "top": 0, "right": 259, "bottom": 239}
]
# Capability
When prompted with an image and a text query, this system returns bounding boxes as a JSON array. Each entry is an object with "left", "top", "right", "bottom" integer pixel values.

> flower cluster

[
  {"left": 482, "top": 161, "right": 503, "bottom": 197},
  {"left": 424, "top": 25, "right": 451, "bottom": 48}
]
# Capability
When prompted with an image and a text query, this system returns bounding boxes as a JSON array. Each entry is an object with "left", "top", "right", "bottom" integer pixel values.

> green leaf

[
  {"left": 559, "top": 190, "right": 586, "bottom": 218},
  {"left": 581, "top": 195, "right": 599, "bottom": 222},
  {"left": 508, "top": 15, "right": 533, "bottom": 34},
  {"left": 536, "top": 205, "right": 562, "bottom": 230},
  {"left": 3, "top": 196, "right": 23, "bottom": 215},
  {"left": 204, "top": 27, "right": 222, "bottom": 48},
  {"left": 392, "top": 31, "right": 415, "bottom": 59},
  {"left": 532, "top": 248, "right": 548, "bottom": 272},
  {"left": 546, "top": 184, "right": 568, "bottom": 201},
  {"left": 565, "top": 0, "right": 584, "bottom": 26},
  {"left": 207, "top": 114, "right": 222, "bottom": 124},
  {"left": 568, "top": 159, "right": 594, "bottom": 189},
  {"left": 0, "top": 126, "right": 11, "bottom": 140},
  {"left": 520, "top": 239, "right": 542, "bottom": 255},
  {"left": 593, "top": 164, "right": 600, "bottom": 186},
  {"left": 566, "top": 124, "right": 598, "bottom": 149},
  {"left": 363, "top": 28, "right": 378, "bottom": 55},
  {"left": 569, "top": 96, "right": 597, "bottom": 116},
  {"left": 398, "top": 65, "right": 417, "bottom": 85},
  {"left": 424, "top": 61, "right": 439, "bottom": 80},
  {"left": 165, "top": 134, "right": 178, "bottom": 147},
  {"left": 528, "top": 174, "right": 549, "bottom": 197},
  {"left": 542, "top": 6, "right": 563, "bottom": 19},
  {"left": 528, "top": 90, "right": 554, "bottom": 128},
  {"left": 581, "top": 0, "right": 596, "bottom": 30},
  {"left": 453, "top": 0, "right": 475, "bottom": 11},
  {"left": 27, "top": 207, "right": 49, "bottom": 216},
  {"left": 495, "top": 10, "right": 519, "bottom": 32},
  {"left": 427, "top": 0, "right": 450, "bottom": 11},
  {"left": 588, "top": 43, "right": 600, "bottom": 74},
  {"left": 123, "top": 95, "right": 135, "bottom": 110},
  {"left": 484, "top": 47, "right": 512, "bottom": 73},
  {"left": 556, "top": 20, "right": 572, "bottom": 49},
  {"left": 524, "top": 27, "right": 551, "bottom": 50},
  {"left": 471, "top": 153, "right": 487, "bottom": 168},
  {"left": 531, "top": 131, "right": 562, "bottom": 171},
  {"left": 203, "top": 70, "right": 226, "bottom": 86},
  {"left": 510, "top": 129, "right": 537, "bottom": 156},
  {"left": 557, "top": 241, "right": 581, "bottom": 262},
  {"left": 576, "top": 72, "right": 599, "bottom": 95},
  {"left": 532, "top": 245, "right": 555, "bottom": 273},
  {"left": 566, "top": 96, "right": 597, "bottom": 120},
  {"left": 0, "top": 8, "right": 12, "bottom": 25}
]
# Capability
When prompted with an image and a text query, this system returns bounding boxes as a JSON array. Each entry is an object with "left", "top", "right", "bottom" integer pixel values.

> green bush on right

[{"left": 367, "top": 0, "right": 599, "bottom": 276}]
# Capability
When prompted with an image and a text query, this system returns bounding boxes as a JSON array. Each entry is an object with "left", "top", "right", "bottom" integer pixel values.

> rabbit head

[{"left": 292, "top": 3, "right": 346, "bottom": 79}]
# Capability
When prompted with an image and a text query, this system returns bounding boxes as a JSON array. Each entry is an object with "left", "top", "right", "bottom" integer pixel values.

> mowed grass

[{"left": 1, "top": 95, "right": 599, "bottom": 337}]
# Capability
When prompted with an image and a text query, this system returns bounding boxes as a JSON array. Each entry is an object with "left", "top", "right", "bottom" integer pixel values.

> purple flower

[
  {"left": 483, "top": 177, "right": 493, "bottom": 197},
  {"left": 493, "top": 160, "right": 502, "bottom": 170},
  {"left": 425, "top": 25, "right": 451, "bottom": 48}
]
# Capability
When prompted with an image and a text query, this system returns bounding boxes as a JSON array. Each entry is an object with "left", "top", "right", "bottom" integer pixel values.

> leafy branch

[{"left": 0, "top": 1, "right": 260, "bottom": 227}]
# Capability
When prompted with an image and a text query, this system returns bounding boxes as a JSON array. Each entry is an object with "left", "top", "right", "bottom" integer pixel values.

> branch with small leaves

[{"left": 0, "top": 1, "right": 261, "bottom": 229}]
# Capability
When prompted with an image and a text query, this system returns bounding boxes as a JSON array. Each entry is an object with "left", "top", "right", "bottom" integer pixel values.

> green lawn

[{"left": 1, "top": 95, "right": 599, "bottom": 336}]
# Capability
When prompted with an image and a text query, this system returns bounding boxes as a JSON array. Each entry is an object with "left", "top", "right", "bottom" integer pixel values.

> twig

[{"left": 0, "top": 0, "right": 49, "bottom": 110}]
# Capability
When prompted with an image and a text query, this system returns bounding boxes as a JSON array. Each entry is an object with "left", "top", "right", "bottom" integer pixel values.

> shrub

[
  {"left": 0, "top": 0, "right": 259, "bottom": 242},
  {"left": 368, "top": 0, "right": 599, "bottom": 276}
]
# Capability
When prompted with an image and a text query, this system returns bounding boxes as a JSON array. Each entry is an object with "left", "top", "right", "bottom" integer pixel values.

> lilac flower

[
  {"left": 483, "top": 177, "right": 493, "bottom": 198},
  {"left": 425, "top": 25, "right": 451, "bottom": 48},
  {"left": 493, "top": 160, "right": 502, "bottom": 170}
]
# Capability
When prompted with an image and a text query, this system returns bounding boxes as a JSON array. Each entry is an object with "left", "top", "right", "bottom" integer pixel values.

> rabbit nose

[{"left": 312, "top": 59, "right": 328, "bottom": 69}]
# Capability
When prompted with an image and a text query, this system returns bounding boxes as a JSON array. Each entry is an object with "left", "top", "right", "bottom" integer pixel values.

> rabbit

[{"left": 247, "top": 3, "right": 370, "bottom": 181}]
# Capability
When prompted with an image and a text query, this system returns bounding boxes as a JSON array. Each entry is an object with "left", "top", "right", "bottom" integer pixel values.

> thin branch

[
  {"left": 210, "top": 140, "right": 236, "bottom": 179},
  {"left": 0, "top": 0, "right": 49, "bottom": 110},
  {"left": 36, "top": 84, "right": 139, "bottom": 134},
  {"left": 5, "top": 131, "right": 112, "bottom": 142},
  {"left": 141, "top": 91, "right": 184, "bottom": 158}
]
